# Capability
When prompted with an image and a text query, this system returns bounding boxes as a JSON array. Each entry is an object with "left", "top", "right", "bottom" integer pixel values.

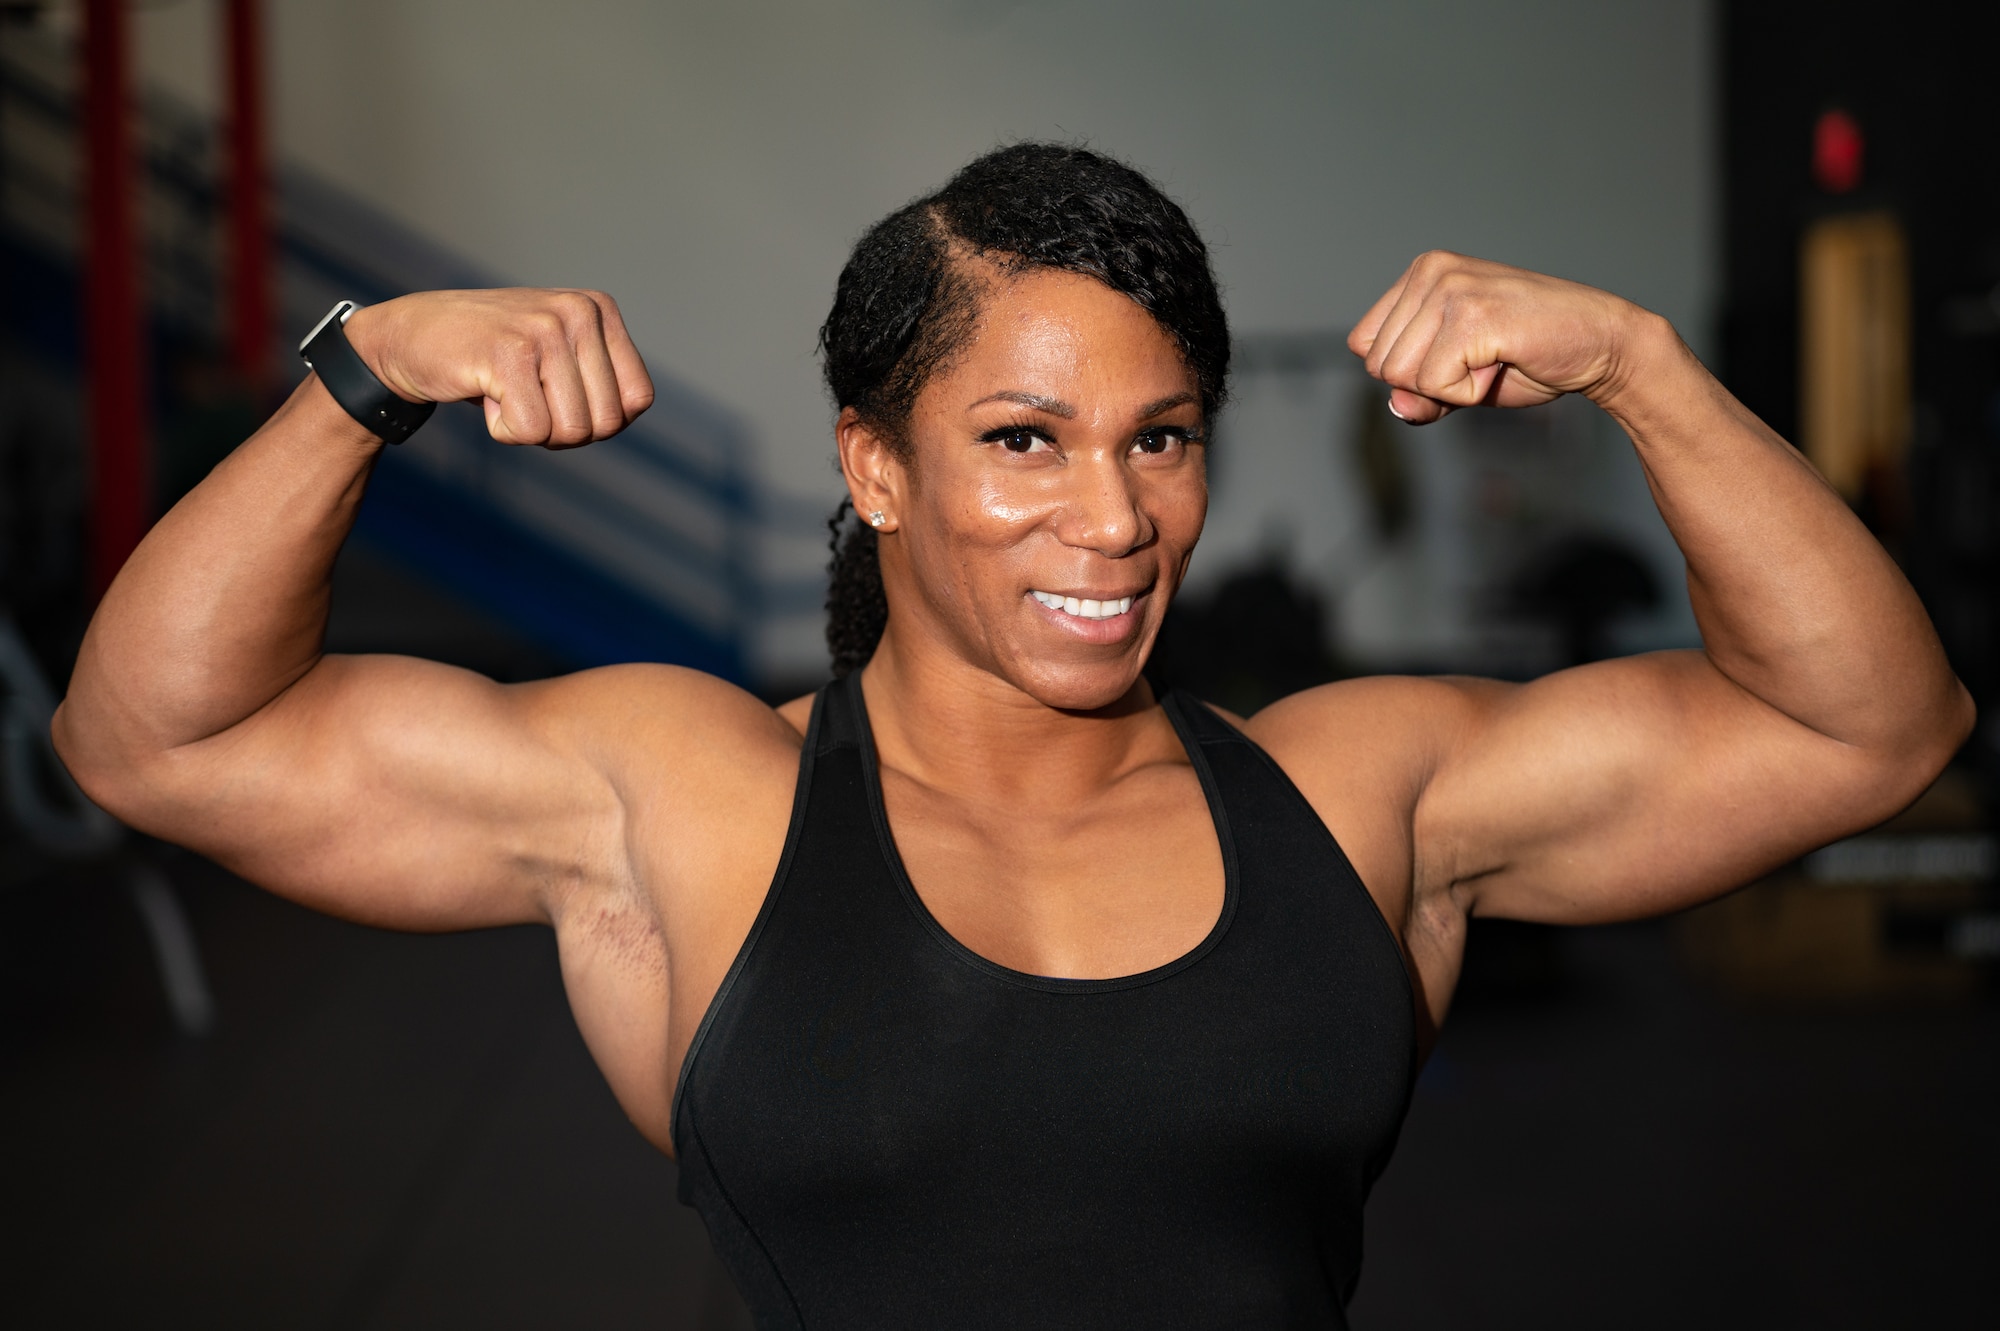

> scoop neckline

[{"left": 848, "top": 676, "right": 1241, "bottom": 994}]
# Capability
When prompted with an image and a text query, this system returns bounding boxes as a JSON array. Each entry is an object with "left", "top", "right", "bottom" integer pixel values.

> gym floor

[{"left": 4, "top": 553, "right": 1995, "bottom": 1329}]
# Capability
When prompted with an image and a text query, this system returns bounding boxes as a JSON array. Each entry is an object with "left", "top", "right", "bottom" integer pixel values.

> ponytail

[{"left": 825, "top": 496, "right": 887, "bottom": 677}]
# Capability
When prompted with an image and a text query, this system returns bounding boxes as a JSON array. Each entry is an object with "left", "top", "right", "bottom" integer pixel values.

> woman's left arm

[{"left": 1336, "top": 252, "right": 1974, "bottom": 923}]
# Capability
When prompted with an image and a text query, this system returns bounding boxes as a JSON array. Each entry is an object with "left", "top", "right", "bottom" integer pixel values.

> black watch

[{"left": 298, "top": 300, "right": 436, "bottom": 445}]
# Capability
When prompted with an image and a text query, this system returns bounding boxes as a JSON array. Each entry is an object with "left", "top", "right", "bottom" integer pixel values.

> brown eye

[{"left": 993, "top": 428, "right": 1053, "bottom": 454}]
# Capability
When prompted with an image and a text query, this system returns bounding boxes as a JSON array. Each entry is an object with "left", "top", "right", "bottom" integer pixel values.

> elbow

[
  {"left": 49, "top": 699, "right": 152, "bottom": 823},
  {"left": 1950, "top": 678, "right": 1978, "bottom": 746},
  {"left": 1922, "top": 676, "right": 1979, "bottom": 774},
  {"left": 1872, "top": 676, "right": 1977, "bottom": 817},
  {"left": 49, "top": 701, "right": 109, "bottom": 804},
  {"left": 1937, "top": 677, "right": 1979, "bottom": 770}
]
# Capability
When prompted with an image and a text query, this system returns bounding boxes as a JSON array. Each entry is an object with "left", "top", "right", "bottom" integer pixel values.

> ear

[{"left": 835, "top": 407, "right": 907, "bottom": 532}]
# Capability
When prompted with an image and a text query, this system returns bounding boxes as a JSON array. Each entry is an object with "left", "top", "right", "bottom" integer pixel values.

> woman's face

[{"left": 843, "top": 266, "right": 1209, "bottom": 711}]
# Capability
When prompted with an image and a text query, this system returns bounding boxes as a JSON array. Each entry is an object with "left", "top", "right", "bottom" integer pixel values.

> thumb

[
  {"left": 1390, "top": 358, "right": 1508, "bottom": 425},
  {"left": 1467, "top": 361, "right": 1505, "bottom": 404}
]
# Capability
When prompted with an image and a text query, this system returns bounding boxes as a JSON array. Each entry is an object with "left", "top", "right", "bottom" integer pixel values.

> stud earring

[{"left": 868, "top": 510, "right": 887, "bottom": 528}]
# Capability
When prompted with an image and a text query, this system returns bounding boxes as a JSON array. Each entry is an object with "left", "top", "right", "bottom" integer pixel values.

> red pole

[
  {"left": 224, "top": 0, "right": 272, "bottom": 389},
  {"left": 84, "top": 0, "right": 148, "bottom": 597}
]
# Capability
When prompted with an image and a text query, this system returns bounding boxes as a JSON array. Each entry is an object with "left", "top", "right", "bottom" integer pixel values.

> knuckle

[
  {"left": 495, "top": 333, "right": 539, "bottom": 367},
  {"left": 1418, "top": 250, "right": 1470, "bottom": 284},
  {"left": 1449, "top": 294, "right": 1493, "bottom": 332}
]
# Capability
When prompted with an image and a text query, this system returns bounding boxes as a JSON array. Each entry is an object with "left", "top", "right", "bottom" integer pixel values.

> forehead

[{"left": 922, "top": 267, "right": 1197, "bottom": 415}]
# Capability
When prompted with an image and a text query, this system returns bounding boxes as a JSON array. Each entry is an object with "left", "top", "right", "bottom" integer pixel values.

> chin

[{"left": 1008, "top": 654, "right": 1151, "bottom": 714}]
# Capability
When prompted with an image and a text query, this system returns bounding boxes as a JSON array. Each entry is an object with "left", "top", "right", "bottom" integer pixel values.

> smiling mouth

[{"left": 1030, "top": 590, "right": 1136, "bottom": 621}]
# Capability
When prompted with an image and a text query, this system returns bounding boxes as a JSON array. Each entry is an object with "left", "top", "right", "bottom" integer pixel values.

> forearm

[
  {"left": 55, "top": 374, "right": 382, "bottom": 783},
  {"left": 1597, "top": 316, "right": 1971, "bottom": 757}
]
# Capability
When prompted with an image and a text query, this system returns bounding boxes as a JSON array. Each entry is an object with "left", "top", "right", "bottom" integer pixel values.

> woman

[{"left": 55, "top": 145, "right": 1970, "bottom": 1326}]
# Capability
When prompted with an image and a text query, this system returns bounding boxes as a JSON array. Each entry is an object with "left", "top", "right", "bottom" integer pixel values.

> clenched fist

[
  {"left": 339, "top": 288, "right": 656, "bottom": 447},
  {"left": 1347, "top": 252, "right": 1660, "bottom": 426}
]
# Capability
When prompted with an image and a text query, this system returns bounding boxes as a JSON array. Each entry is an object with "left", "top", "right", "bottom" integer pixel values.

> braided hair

[{"left": 817, "top": 143, "right": 1231, "bottom": 677}]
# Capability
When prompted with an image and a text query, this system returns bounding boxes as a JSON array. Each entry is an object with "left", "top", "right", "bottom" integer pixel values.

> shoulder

[
  {"left": 1243, "top": 674, "right": 1504, "bottom": 786},
  {"left": 774, "top": 690, "right": 816, "bottom": 738},
  {"left": 525, "top": 665, "right": 809, "bottom": 958},
  {"left": 515, "top": 663, "right": 807, "bottom": 797},
  {"left": 1231, "top": 675, "right": 1513, "bottom": 935}
]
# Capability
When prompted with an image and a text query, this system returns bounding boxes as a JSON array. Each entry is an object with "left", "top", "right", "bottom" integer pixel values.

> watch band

[{"left": 298, "top": 300, "right": 436, "bottom": 445}]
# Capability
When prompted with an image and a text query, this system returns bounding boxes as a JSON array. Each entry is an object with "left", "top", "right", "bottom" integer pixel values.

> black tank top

[{"left": 674, "top": 673, "right": 1416, "bottom": 1329}]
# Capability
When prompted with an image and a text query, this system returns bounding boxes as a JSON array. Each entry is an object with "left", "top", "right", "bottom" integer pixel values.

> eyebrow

[
  {"left": 965, "top": 389, "right": 1199, "bottom": 419},
  {"left": 967, "top": 390, "right": 1077, "bottom": 418},
  {"left": 1136, "top": 391, "right": 1199, "bottom": 417}
]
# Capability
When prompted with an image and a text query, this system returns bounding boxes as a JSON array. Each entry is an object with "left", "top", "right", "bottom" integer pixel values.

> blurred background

[{"left": 0, "top": 1, "right": 1994, "bottom": 1326}]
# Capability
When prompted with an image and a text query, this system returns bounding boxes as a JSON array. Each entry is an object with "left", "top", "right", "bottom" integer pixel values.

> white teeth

[{"left": 1031, "top": 591, "right": 1136, "bottom": 620}]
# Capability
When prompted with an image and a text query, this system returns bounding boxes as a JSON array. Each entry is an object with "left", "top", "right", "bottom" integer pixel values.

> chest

[
  {"left": 681, "top": 725, "right": 1418, "bottom": 1176},
  {"left": 674, "top": 731, "right": 1419, "bottom": 1318},
  {"left": 879, "top": 758, "right": 1226, "bottom": 980}
]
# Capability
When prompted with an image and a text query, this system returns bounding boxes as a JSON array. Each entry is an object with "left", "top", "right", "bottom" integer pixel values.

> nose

[{"left": 1054, "top": 450, "right": 1151, "bottom": 557}]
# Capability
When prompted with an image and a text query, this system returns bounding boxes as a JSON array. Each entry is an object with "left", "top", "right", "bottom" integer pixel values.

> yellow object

[{"left": 1799, "top": 211, "right": 1910, "bottom": 501}]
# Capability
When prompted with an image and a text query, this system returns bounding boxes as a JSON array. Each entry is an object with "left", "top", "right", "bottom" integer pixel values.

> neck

[{"left": 858, "top": 624, "right": 1168, "bottom": 803}]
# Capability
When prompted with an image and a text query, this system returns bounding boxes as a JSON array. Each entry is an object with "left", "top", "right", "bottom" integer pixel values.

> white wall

[{"left": 131, "top": 0, "right": 1715, "bottom": 677}]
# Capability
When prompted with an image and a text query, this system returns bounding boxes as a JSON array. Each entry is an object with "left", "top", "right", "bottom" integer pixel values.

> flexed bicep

[
  {"left": 53, "top": 286, "right": 676, "bottom": 927},
  {"left": 1417, "top": 651, "right": 1944, "bottom": 925},
  {"left": 1339, "top": 254, "right": 1968, "bottom": 923},
  {"left": 91, "top": 656, "right": 637, "bottom": 930}
]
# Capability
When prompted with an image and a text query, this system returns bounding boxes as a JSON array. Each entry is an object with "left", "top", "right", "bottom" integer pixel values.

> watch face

[{"left": 299, "top": 300, "right": 357, "bottom": 353}]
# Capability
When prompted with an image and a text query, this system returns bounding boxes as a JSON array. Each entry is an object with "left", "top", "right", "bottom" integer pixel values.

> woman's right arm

[{"left": 52, "top": 289, "right": 670, "bottom": 929}]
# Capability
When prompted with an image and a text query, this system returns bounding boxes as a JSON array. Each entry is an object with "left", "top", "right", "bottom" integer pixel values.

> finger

[
  {"left": 1373, "top": 283, "right": 1451, "bottom": 393},
  {"left": 586, "top": 291, "right": 655, "bottom": 423},
  {"left": 1385, "top": 360, "right": 1508, "bottom": 426},
  {"left": 1360, "top": 252, "right": 1463, "bottom": 376},
  {"left": 1347, "top": 265, "right": 1414, "bottom": 359},
  {"left": 1362, "top": 266, "right": 1439, "bottom": 383},
  {"left": 552, "top": 292, "right": 627, "bottom": 439},
  {"left": 1372, "top": 276, "right": 1472, "bottom": 425},
  {"left": 1386, "top": 387, "right": 1451, "bottom": 425},
  {"left": 1381, "top": 262, "right": 1511, "bottom": 405},
  {"left": 483, "top": 335, "right": 552, "bottom": 445},
  {"left": 535, "top": 317, "right": 596, "bottom": 447},
  {"left": 1411, "top": 310, "right": 1507, "bottom": 410}
]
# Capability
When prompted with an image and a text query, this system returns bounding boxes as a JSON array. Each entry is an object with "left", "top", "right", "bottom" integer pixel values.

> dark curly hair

[{"left": 819, "top": 142, "right": 1231, "bottom": 677}]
